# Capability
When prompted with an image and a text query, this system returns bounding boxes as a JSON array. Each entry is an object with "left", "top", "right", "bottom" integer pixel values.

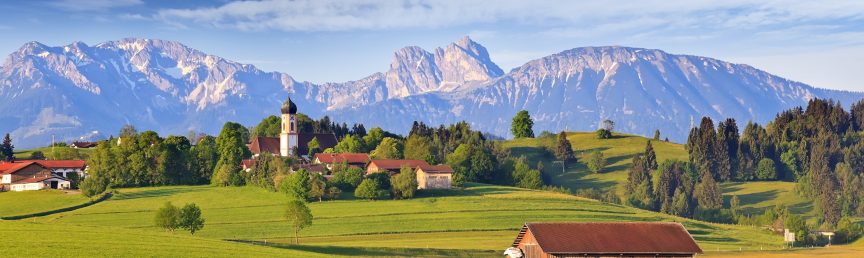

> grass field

[
  {"left": 501, "top": 132, "right": 687, "bottom": 196},
  {"left": 0, "top": 220, "right": 329, "bottom": 257},
  {"left": 721, "top": 181, "right": 815, "bottom": 218},
  {"left": 499, "top": 132, "right": 829, "bottom": 220},
  {"left": 31, "top": 183, "right": 786, "bottom": 256},
  {"left": 0, "top": 190, "right": 91, "bottom": 217},
  {"left": 13, "top": 146, "right": 92, "bottom": 160}
]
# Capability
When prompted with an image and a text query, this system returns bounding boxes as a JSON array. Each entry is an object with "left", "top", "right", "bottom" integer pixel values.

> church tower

[{"left": 280, "top": 98, "right": 298, "bottom": 156}]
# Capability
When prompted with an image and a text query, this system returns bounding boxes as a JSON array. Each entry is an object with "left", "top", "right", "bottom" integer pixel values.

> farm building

[
  {"left": 416, "top": 164, "right": 453, "bottom": 189},
  {"left": 34, "top": 160, "right": 87, "bottom": 178},
  {"left": 247, "top": 98, "right": 337, "bottom": 158},
  {"left": 0, "top": 162, "right": 72, "bottom": 191},
  {"left": 71, "top": 141, "right": 98, "bottom": 148},
  {"left": 313, "top": 153, "right": 370, "bottom": 170},
  {"left": 509, "top": 222, "right": 702, "bottom": 258},
  {"left": 365, "top": 159, "right": 429, "bottom": 175}
]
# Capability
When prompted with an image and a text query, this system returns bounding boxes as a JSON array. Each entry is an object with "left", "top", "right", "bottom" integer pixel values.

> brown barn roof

[
  {"left": 0, "top": 162, "right": 44, "bottom": 175},
  {"left": 368, "top": 159, "right": 430, "bottom": 170},
  {"left": 314, "top": 153, "right": 370, "bottom": 164},
  {"left": 240, "top": 159, "right": 255, "bottom": 169},
  {"left": 294, "top": 163, "right": 328, "bottom": 174},
  {"left": 514, "top": 222, "right": 702, "bottom": 255},
  {"left": 34, "top": 160, "right": 86, "bottom": 169},
  {"left": 417, "top": 164, "right": 454, "bottom": 174},
  {"left": 248, "top": 137, "right": 280, "bottom": 155},
  {"left": 248, "top": 134, "right": 338, "bottom": 156},
  {"left": 13, "top": 175, "right": 64, "bottom": 184}
]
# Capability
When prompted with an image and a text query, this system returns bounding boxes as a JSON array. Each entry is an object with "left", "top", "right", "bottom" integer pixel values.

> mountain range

[{"left": 1, "top": 36, "right": 861, "bottom": 148}]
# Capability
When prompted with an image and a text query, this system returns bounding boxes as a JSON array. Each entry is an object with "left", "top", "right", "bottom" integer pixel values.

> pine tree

[
  {"left": 643, "top": 141, "right": 658, "bottom": 170},
  {"left": 0, "top": 133, "right": 13, "bottom": 161},
  {"left": 625, "top": 155, "right": 654, "bottom": 210},
  {"left": 653, "top": 129, "right": 661, "bottom": 140},
  {"left": 694, "top": 172, "right": 723, "bottom": 210},
  {"left": 511, "top": 110, "right": 535, "bottom": 138}
]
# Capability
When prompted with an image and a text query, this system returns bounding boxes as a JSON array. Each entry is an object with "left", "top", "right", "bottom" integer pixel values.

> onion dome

[{"left": 281, "top": 98, "right": 297, "bottom": 114}]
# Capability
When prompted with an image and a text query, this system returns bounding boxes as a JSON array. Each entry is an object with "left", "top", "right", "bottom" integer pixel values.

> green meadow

[
  {"left": 0, "top": 190, "right": 91, "bottom": 217},
  {"left": 21, "top": 183, "right": 785, "bottom": 256},
  {"left": 500, "top": 132, "right": 821, "bottom": 220}
]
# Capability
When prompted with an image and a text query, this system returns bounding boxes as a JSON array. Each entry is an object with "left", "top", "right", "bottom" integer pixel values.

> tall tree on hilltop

[
  {"left": 212, "top": 122, "right": 251, "bottom": 186},
  {"left": 653, "top": 129, "right": 661, "bottom": 140},
  {"left": 555, "top": 131, "right": 575, "bottom": 163},
  {"left": 511, "top": 110, "right": 535, "bottom": 138},
  {"left": 687, "top": 117, "right": 718, "bottom": 181},
  {"left": 643, "top": 140, "right": 658, "bottom": 170},
  {"left": 0, "top": 133, "right": 13, "bottom": 161},
  {"left": 716, "top": 119, "right": 739, "bottom": 181}
]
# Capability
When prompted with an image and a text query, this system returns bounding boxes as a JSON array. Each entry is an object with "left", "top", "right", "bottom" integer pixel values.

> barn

[{"left": 509, "top": 222, "right": 702, "bottom": 258}]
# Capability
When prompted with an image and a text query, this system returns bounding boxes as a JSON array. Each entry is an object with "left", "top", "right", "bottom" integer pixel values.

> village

[{"left": 0, "top": 98, "right": 724, "bottom": 258}]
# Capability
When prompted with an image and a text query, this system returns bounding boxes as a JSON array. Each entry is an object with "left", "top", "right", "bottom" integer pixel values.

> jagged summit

[{"left": 0, "top": 37, "right": 860, "bottom": 148}]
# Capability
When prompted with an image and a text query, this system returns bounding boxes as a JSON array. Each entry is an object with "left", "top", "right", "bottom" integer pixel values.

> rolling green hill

[
  {"left": 26, "top": 184, "right": 785, "bottom": 256},
  {"left": 500, "top": 132, "right": 817, "bottom": 219},
  {"left": 0, "top": 190, "right": 91, "bottom": 217}
]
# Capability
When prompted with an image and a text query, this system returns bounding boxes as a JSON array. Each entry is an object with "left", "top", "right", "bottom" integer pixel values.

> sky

[{"left": 1, "top": 0, "right": 863, "bottom": 91}]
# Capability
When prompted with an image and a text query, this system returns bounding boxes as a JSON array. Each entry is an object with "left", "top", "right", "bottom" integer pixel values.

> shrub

[
  {"left": 756, "top": 158, "right": 777, "bottom": 180},
  {"left": 596, "top": 129, "right": 612, "bottom": 139},
  {"left": 586, "top": 151, "right": 606, "bottom": 173},
  {"left": 154, "top": 202, "right": 180, "bottom": 231}
]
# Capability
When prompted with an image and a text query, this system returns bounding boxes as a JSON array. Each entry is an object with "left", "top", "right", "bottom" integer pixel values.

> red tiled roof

[
  {"left": 294, "top": 163, "right": 328, "bottom": 173},
  {"left": 368, "top": 159, "right": 430, "bottom": 170},
  {"left": 417, "top": 164, "right": 454, "bottom": 174},
  {"left": 515, "top": 222, "right": 702, "bottom": 255},
  {"left": 248, "top": 134, "right": 338, "bottom": 156},
  {"left": 34, "top": 160, "right": 86, "bottom": 169},
  {"left": 314, "top": 153, "right": 370, "bottom": 164},
  {"left": 241, "top": 159, "right": 255, "bottom": 169},
  {"left": 248, "top": 137, "right": 281, "bottom": 155},
  {"left": 0, "top": 161, "right": 42, "bottom": 175}
]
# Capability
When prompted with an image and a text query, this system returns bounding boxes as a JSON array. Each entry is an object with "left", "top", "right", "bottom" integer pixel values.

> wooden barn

[{"left": 508, "top": 222, "right": 702, "bottom": 258}]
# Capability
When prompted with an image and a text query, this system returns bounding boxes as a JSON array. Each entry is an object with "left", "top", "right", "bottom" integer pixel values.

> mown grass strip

[{"left": 1, "top": 192, "right": 112, "bottom": 220}]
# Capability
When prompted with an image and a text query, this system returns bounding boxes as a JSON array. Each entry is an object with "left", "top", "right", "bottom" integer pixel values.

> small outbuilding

[
  {"left": 509, "top": 222, "right": 702, "bottom": 258},
  {"left": 415, "top": 164, "right": 453, "bottom": 189}
]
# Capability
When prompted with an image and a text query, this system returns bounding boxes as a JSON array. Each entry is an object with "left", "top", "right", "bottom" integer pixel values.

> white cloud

[
  {"left": 154, "top": 0, "right": 864, "bottom": 32},
  {"left": 50, "top": 0, "right": 143, "bottom": 12}
]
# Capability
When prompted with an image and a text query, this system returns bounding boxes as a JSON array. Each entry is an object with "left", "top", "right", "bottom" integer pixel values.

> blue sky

[{"left": 1, "top": 0, "right": 863, "bottom": 91}]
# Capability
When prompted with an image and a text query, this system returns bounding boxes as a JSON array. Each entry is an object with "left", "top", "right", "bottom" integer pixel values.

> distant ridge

[{"left": 0, "top": 37, "right": 860, "bottom": 147}]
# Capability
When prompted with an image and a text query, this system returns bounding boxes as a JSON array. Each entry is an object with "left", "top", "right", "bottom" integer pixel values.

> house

[
  {"left": 0, "top": 162, "right": 71, "bottom": 191},
  {"left": 313, "top": 153, "right": 370, "bottom": 170},
  {"left": 241, "top": 159, "right": 255, "bottom": 172},
  {"left": 34, "top": 160, "right": 87, "bottom": 178},
  {"left": 509, "top": 222, "right": 702, "bottom": 258},
  {"left": 247, "top": 98, "right": 338, "bottom": 158},
  {"left": 291, "top": 163, "right": 328, "bottom": 175},
  {"left": 71, "top": 141, "right": 98, "bottom": 148},
  {"left": 415, "top": 164, "right": 453, "bottom": 189},
  {"left": 365, "top": 159, "right": 430, "bottom": 175}
]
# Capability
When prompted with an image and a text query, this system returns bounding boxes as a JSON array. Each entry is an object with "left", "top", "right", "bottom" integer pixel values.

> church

[{"left": 247, "top": 98, "right": 338, "bottom": 158}]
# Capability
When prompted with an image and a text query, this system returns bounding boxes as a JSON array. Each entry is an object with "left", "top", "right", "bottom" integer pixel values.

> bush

[
  {"left": 586, "top": 151, "right": 606, "bottom": 173},
  {"left": 354, "top": 179, "right": 389, "bottom": 200},
  {"left": 596, "top": 129, "right": 612, "bottom": 139},
  {"left": 154, "top": 202, "right": 180, "bottom": 231},
  {"left": 391, "top": 166, "right": 418, "bottom": 199},
  {"left": 330, "top": 167, "right": 364, "bottom": 191},
  {"left": 756, "top": 158, "right": 777, "bottom": 180},
  {"left": 29, "top": 151, "right": 45, "bottom": 160}
]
